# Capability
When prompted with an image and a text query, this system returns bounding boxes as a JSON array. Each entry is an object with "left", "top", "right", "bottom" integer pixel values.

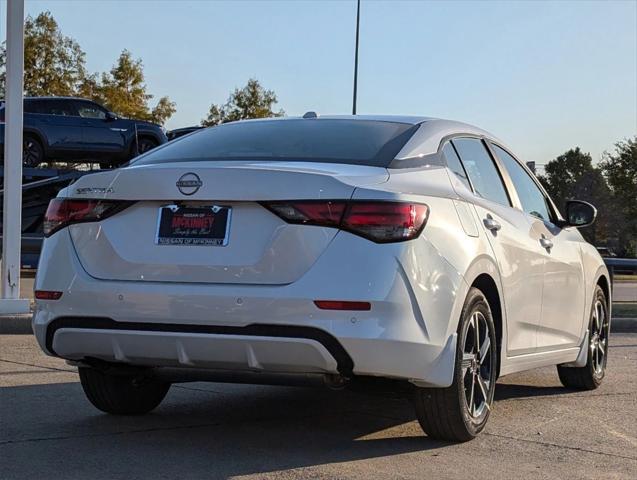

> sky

[{"left": 1, "top": 0, "right": 636, "bottom": 167}]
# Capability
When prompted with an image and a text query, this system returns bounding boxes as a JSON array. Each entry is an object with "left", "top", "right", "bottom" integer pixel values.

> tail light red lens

[
  {"left": 262, "top": 201, "right": 429, "bottom": 243},
  {"left": 263, "top": 201, "right": 346, "bottom": 227},
  {"left": 342, "top": 202, "right": 429, "bottom": 242},
  {"left": 43, "top": 198, "right": 133, "bottom": 237}
]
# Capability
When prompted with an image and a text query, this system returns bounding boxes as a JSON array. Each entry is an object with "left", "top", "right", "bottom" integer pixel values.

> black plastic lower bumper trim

[{"left": 45, "top": 317, "right": 354, "bottom": 376}]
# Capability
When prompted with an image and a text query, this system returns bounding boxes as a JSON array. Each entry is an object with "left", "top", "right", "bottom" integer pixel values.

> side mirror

[
  {"left": 565, "top": 200, "right": 597, "bottom": 228},
  {"left": 105, "top": 111, "right": 118, "bottom": 122}
]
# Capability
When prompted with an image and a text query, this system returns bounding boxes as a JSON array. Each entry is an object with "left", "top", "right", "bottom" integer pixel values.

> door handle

[
  {"left": 540, "top": 237, "right": 553, "bottom": 250},
  {"left": 483, "top": 216, "right": 501, "bottom": 232}
]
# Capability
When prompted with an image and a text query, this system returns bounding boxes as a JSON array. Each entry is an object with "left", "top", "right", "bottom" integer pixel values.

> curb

[
  {"left": 611, "top": 317, "right": 637, "bottom": 333},
  {"left": 0, "top": 313, "right": 33, "bottom": 334}
]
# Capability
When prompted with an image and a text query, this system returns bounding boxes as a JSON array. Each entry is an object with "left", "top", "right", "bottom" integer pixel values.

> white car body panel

[{"left": 32, "top": 116, "right": 609, "bottom": 389}]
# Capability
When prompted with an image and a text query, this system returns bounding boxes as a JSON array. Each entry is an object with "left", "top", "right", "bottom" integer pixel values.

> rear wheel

[
  {"left": 557, "top": 285, "right": 609, "bottom": 390},
  {"left": 414, "top": 287, "right": 497, "bottom": 442},
  {"left": 23, "top": 135, "right": 44, "bottom": 167},
  {"left": 78, "top": 367, "right": 170, "bottom": 415}
]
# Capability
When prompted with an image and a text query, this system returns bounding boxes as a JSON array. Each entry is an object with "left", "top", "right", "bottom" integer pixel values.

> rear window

[{"left": 133, "top": 119, "right": 417, "bottom": 167}]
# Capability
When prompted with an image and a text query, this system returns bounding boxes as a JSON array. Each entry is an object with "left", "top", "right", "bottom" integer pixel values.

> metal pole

[
  {"left": 352, "top": 0, "right": 360, "bottom": 115},
  {"left": 1, "top": 0, "right": 28, "bottom": 313}
]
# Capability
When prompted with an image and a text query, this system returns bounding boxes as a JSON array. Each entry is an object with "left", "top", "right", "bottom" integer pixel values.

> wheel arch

[
  {"left": 470, "top": 273, "right": 504, "bottom": 378},
  {"left": 462, "top": 256, "right": 506, "bottom": 379},
  {"left": 23, "top": 127, "right": 49, "bottom": 155},
  {"left": 594, "top": 270, "right": 612, "bottom": 323},
  {"left": 128, "top": 132, "right": 160, "bottom": 157},
  {"left": 596, "top": 272, "right": 611, "bottom": 307},
  {"left": 137, "top": 132, "right": 161, "bottom": 144}
]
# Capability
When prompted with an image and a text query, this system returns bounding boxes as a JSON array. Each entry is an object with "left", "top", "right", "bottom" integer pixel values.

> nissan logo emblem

[{"left": 176, "top": 173, "right": 203, "bottom": 196}]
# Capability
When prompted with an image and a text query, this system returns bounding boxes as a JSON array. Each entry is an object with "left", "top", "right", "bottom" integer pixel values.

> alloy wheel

[
  {"left": 590, "top": 299, "right": 608, "bottom": 376},
  {"left": 138, "top": 140, "right": 156, "bottom": 154},
  {"left": 461, "top": 311, "right": 494, "bottom": 418},
  {"left": 23, "top": 138, "right": 41, "bottom": 166}
]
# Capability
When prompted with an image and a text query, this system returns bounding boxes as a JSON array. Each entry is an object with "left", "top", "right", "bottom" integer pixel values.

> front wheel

[
  {"left": 78, "top": 367, "right": 170, "bottom": 415},
  {"left": 414, "top": 287, "right": 497, "bottom": 442},
  {"left": 557, "top": 285, "right": 609, "bottom": 390},
  {"left": 130, "top": 137, "right": 158, "bottom": 159}
]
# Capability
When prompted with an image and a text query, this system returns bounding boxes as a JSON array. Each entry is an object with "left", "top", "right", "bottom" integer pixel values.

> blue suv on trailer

[{"left": 0, "top": 97, "right": 167, "bottom": 167}]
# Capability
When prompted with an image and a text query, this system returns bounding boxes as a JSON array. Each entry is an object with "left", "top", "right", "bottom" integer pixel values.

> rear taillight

[
  {"left": 262, "top": 201, "right": 429, "bottom": 243},
  {"left": 43, "top": 198, "right": 133, "bottom": 237},
  {"left": 264, "top": 201, "right": 346, "bottom": 227}
]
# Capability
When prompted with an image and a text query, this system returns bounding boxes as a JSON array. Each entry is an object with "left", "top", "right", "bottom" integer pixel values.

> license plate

[{"left": 156, "top": 205, "right": 231, "bottom": 246}]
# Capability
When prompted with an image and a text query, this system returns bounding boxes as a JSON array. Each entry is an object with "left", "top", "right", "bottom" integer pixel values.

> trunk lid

[{"left": 66, "top": 161, "right": 388, "bottom": 285}]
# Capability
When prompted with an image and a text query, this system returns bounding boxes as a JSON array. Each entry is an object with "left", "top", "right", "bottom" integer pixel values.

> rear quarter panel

[{"left": 354, "top": 166, "right": 500, "bottom": 339}]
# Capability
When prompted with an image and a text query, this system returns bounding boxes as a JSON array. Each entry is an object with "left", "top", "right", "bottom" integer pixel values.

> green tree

[
  {"left": 538, "top": 148, "right": 613, "bottom": 247},
  {"left": 0, "top": 11, "right": 87, "bottom": 97},
  {"left": 77, "top": 73, "right": 105, "bottom": 104},
  {"left": 202, "top": 78, "right": 284, "bottom": 126},
  {"left": 1, "top": 13, "right": 175, "bottom": 126},
  {"left": 84, "top": 50, "right": 175, "bottom": 125},
  {"left": 150, "top": 96, "right": 177, "bottom": 125},
  {"left": 599, "top": 137, "right": 637, "bottom": 257}
]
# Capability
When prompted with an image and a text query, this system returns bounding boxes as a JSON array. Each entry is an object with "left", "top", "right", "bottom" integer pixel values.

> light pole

[
  {"left": 352, "top": 0, "right": 360, "bottom": 115},
  {"left": 1, "top": 0, "right": 29, "bottom": 314}
]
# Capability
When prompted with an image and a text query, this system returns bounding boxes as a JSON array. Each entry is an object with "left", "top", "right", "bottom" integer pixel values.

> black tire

[
  {"left": 78, "top": 367, "right": 170, "bottom": 415},
  {"left": 414, "top": 287, "right": 498, "bottom": 442},
  {"left": 557, "top": 285, "right": 609, "bottom": 390},
  {"left": 23, "top": 135, "right": 44, "bottom": 167},
  {"left": 130, "top": 137, "right": 157, "bottom": 159}
]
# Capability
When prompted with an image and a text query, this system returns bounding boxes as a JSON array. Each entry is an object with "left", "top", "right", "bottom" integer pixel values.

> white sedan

[{"left": 33, "top": 115, "right": 610, "bottom": 441}]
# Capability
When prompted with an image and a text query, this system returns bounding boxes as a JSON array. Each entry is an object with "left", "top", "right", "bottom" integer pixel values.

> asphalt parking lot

[{"left": 1, "top": 332, "right": 636, "bottom": 480}]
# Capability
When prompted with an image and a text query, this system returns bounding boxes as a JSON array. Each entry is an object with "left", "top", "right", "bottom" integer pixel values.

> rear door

[
  {"left": 451, "top": 137, "right": 544, "bottom": 356},
  {"left": 490, "top": 143, "right": 586, "bottom": 349},
  {"left": 35, "top": 99, "right": 83, "bottom": 154},
  {"left": 74, "top": 100, "right": 127, "bottom": 156}
]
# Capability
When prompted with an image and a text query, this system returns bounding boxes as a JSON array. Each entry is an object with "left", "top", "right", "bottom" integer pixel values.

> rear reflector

[
  {"left": 34, "top": 290, "right": 63, "bottom": 300},
  {"left": 314, "top": 300, "right": 371, "bottom": 311},
  {"left": 262, "top": 201, "right": 429, "bottom": 243},
  {"left": 44, "top": 198, "right": 134, "bottom": 237}
]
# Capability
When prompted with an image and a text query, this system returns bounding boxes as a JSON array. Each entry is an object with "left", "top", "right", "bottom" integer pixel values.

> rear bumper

[
  {"left": 33, "top": 227, "right": 467, "bottom": 387},
  {"left": 44, "top": 318, "right": 352, "bottom": 376},
  {"left": 36, "top": 315, "right": 458, "bottom": 387}
]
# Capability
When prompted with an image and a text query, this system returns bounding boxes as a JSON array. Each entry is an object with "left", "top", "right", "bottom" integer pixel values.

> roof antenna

[{"left": 352, "top": 0, "right": 361, "bottom": 115}]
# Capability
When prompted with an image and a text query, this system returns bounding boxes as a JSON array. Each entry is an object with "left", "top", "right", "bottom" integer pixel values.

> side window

[
  {"left": 75, "top": 101, "right": 107, "bottom": 120},
  {"left": 24, "top": 100, "right": 47, "bottom": 114},
  {"left": 492, "top": 144, "right": 552, "bottom": 222},
  {"left": 442, "top": 142, "right": 471, "bottom": 190},
  {"left": 24, "top": 100, "right": 39, "bottom": 113},
  {"left": 41, "top": 100, "right": 77, "bottom": 116},
  {"left": 451, "top": 138, "right": 510, "bottom": 206}
]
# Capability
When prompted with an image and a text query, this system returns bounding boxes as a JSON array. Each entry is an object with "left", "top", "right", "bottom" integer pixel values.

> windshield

[{"left": 133, "top": 119, "right": 418, "bottom": 167}]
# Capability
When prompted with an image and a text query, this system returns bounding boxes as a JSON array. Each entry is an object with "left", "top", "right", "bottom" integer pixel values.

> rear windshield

[{"left": 133, "top": 119, "right": 417, "bottom": 167}]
